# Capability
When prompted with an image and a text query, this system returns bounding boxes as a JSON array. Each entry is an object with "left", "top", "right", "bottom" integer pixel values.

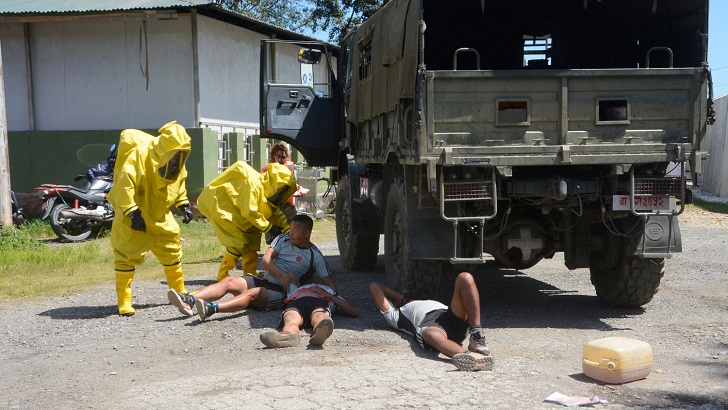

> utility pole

[{"left": 0, "top": 34, "right": 12, "bottom": 228}]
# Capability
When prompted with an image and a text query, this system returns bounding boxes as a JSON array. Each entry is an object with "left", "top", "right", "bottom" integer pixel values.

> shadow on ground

[{"left": 38, "top": 303, "right": 166, "bottom": 319}]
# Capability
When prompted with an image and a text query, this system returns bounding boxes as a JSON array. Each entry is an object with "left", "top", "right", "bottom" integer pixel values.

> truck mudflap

[
  {"left": 350, "top": 199, "right": 381, "bottom": 235},
  {"left": 345, "top": 160, "right": 381, "bottom": 235},
  {"left": 629, "top": 215, "right": 682, "bottom": 259}
]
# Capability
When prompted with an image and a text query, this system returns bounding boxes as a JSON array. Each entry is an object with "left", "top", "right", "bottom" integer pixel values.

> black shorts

[
  {"left": 279, "top": 296, "right": 332, "bottom": 329},
  {"left": 420, "top": 306, "right": 468, "bottom": 348}
]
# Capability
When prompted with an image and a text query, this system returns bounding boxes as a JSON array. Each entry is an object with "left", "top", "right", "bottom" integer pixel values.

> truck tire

[
  {"left": 335, "top": 175, "right": 379, "bottom": 271},
  {"left": 384, "top": 178, "right": 442, "bottom": 299},
  {"left": 589, "top": 217, "right": 665, "bottom": 307},
  {"left": 590, "top": 256, "right": 665, "bottom": 308}
]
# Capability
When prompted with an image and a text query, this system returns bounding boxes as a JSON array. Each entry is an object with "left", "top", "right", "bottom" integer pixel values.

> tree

[
  {"left": 217, "top": 0, "right": 385, "bottom": 43},
  {"left": 217, "top": 0, "right": 309, "bottom": 33}
]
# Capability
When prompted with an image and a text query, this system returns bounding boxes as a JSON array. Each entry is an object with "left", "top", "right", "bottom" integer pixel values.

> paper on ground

[{"left": 544, "top": 392, "right": 607, "bottom": 407}]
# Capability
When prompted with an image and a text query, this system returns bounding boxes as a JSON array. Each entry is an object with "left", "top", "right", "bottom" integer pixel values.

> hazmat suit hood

[
  {"left": 154, "top": 121, "right": 191, "bottom": 182},
  {"left": 261, "top": 162, "right": 297, "bottom": 208}
]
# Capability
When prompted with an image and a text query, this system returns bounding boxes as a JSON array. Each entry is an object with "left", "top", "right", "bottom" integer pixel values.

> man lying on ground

[
  {"left": 260, "top": 283, "right": 358, "bottom": 348},
  {"left": 369, "top": 271, "right": 494, "bottom": 371}
]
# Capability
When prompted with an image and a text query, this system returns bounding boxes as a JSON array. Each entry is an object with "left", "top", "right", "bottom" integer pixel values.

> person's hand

[
  {"left": 309, "top": 285, "right": 334, "bottom": 299},
  {"left": 279, "top": 273, "right": 291, "bottom": 294},
  {"left": 287, "top": 272, "right": 300, "bottom": 288},
  {"left": 266, "top": 225, "right": 283, "bottom": 244},
  {"left": 128, "top": 210, "right": 146, "bottom": 232},
  {"left": 178, "top": 204, "right": 193, "bottom": 224}
]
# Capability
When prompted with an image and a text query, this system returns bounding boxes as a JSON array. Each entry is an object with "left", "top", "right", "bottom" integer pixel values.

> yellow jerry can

[{"left": 582, "top": 337, "right": 653, "bottom": 384}]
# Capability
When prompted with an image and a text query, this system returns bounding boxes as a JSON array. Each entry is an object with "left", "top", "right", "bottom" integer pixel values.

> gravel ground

[{"left": 1, "top": 208, "right": 726, "bottom": 409}]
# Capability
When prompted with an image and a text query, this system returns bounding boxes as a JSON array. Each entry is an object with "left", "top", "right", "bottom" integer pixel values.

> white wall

[
  {"left": 1, "top": 13, "right": 337, "bottom": 132},
  {"left": 123, "top": 16, "right": 195, "bottom": 128},
  {"left": 1, "top": 23, "right": 31, "bottom": 131},
  {"left": 1, "top": 17, "right": 196, "bottom": 131},
  {"left": 197, "top": 15, "right": 266, "bottom": 125}
]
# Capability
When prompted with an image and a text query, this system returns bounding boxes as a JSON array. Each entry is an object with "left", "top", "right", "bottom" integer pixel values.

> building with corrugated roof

[{"left": 0, "top": 0, "right": 336, "bottom": 194}]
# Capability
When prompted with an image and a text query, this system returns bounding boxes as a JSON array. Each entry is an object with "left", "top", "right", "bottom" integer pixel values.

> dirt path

[{"left": 1, "top": 210, "right": 726, "bottom": 409}]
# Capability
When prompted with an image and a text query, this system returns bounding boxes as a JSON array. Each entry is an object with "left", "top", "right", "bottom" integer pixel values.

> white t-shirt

[{"left": 380, "top": 299, "right": 449, "bottom": 349}]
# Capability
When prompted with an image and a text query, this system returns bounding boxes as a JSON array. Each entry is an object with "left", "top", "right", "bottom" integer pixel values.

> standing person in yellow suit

[
  {"left": 108, "top": 121, "right": 194, "bottom": 316},
  {"left": 196, "top": 161, "right": 297, "bottom": 283}
]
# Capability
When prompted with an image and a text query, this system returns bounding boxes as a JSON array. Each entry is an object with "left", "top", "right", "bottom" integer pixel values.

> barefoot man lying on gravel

[{"left": 369, "top": 271, "right": 494, "bottom": 371}]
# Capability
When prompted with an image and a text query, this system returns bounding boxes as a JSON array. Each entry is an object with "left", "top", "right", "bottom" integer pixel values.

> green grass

[
  {"left": 0, "top": 215, "right": 338, "bottom": 301},
  {"left": 689, "top": 197, "right": 728, "bottom": 214},
  {"left": 0, "top": 220, "right": 113, "bottom": 299}
]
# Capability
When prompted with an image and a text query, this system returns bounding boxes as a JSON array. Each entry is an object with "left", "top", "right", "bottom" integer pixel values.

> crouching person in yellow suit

[
  {"left": 197, "top": 161, "right": 297, "bottom": 283},
  {"left": 108, "top": 121, "right": 194, "bottom": 316}
]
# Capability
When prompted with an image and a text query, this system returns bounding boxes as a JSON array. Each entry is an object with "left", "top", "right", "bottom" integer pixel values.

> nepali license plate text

[{"left": 612, "top": 195, "right": 673, "bottom": 211}]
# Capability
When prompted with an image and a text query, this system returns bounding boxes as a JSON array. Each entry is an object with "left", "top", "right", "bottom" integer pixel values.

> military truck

[{"left": 259, "top": 0, "right": 715, "bottom": 307}]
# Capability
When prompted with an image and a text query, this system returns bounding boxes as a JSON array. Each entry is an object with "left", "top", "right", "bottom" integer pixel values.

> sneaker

[
  {"left": 309, "top": 317, "right": 334, "bottom": 346},
  {"left": 468, "top": 328, "right": 491, "bottom": 356},
  {"left": 167, "top": 289, "right": 194, "bottom": 317},
  {"left": 452, "top": 352, "right": 494, "bottom": 372},
  {"left": 195, "top": 298, "right": 215, "bottom": 322},
  {"left": 260, "top": 331, "right": 301, "bottom": 348}
]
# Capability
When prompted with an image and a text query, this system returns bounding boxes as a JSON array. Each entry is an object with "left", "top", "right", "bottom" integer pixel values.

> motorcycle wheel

[{"left": 49, "top": 204, "right": 94, "bottom": 241}]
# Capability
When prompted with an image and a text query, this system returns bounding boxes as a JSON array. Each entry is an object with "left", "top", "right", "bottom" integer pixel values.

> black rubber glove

[
  {"left": 128, "top": 210, "right": 146, "bottom": 232},
  {"left": 266, "top": 225, "right": 283, "bottom": 244},
  {"left": 179, "top": 204, "right": 193, "bottom": 224}
]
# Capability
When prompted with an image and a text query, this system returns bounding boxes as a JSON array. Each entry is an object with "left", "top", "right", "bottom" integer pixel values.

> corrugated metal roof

[
  {"left": 0, "top": 0, "right": 214, "bottom": 14},
  {"left": 0, "top": 0, "right": 338, "bottom": 49}
]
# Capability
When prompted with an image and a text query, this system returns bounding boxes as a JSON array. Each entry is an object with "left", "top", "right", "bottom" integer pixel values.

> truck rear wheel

[
  {"left": 384, "top": 178, "right": 442, "bottom": 299},
  {"left": 335, "top": 175, "right": 379, "bottom": 271},
  {"left": 589, "top": 218, "right": 665, "bottom": 307},
  {"left": 590, "top": 256, "right": 665, "bottom": 308}
]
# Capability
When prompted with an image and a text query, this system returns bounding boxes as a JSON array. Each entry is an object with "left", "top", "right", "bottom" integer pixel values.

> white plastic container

[{"left": 582, "top": 337, "right": 653, "bottom": 384}]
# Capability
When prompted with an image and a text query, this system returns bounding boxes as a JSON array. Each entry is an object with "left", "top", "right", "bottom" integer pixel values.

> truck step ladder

[{"left": 439, "top": 169, "right": 498, "bottom": 264}]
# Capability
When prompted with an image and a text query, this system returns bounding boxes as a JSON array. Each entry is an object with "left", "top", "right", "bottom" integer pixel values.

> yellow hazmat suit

[
  {"left": 108, "top": 121, "right": 192, "bottom": 316},
  {"left": 197, "top": 161, "right": 297, "bottom": 281}
]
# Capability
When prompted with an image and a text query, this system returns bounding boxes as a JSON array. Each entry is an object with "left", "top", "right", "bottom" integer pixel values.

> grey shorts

[{"left": 244, "top": 276, "right": 286, "bottom": 311}]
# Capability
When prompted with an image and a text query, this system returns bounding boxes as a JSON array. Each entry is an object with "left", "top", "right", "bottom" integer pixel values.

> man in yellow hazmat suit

[
  {"left": 108, "top": 121, "right": 194, "bottom": 316},
  {"left": 196, "top": 161, "right": 297, "bottom": 282}
]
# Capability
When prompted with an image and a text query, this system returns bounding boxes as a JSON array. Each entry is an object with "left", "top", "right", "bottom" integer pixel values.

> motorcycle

[{"left": 34, "top": 144, "right": 117, "bottom": 241}]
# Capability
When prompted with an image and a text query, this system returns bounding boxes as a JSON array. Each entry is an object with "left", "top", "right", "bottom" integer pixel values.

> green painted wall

[
  {"left": 187, "top": 128, "right": 220, "bottom": 197},
  {"left": 8, "top": 128, "right": 219, "bottom": 197},
  {"left": 248, "top": 134, "right": 268, "bottom": 171},
  {"left": 222, "top": 132, "right": 269, "bottom": 172}
]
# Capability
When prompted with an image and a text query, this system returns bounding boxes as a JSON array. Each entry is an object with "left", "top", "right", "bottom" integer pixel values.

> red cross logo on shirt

[{"left": 296, "top": 255, "right": 302, "bottom": 262}]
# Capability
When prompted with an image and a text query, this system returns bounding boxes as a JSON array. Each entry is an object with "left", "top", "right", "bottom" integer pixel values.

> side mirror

[
  {"left": 110, "top": 143, "right": 117, "bottom": 154},
  {"left": 298, "top": 48, "right": 322, "bottom": 65}
]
